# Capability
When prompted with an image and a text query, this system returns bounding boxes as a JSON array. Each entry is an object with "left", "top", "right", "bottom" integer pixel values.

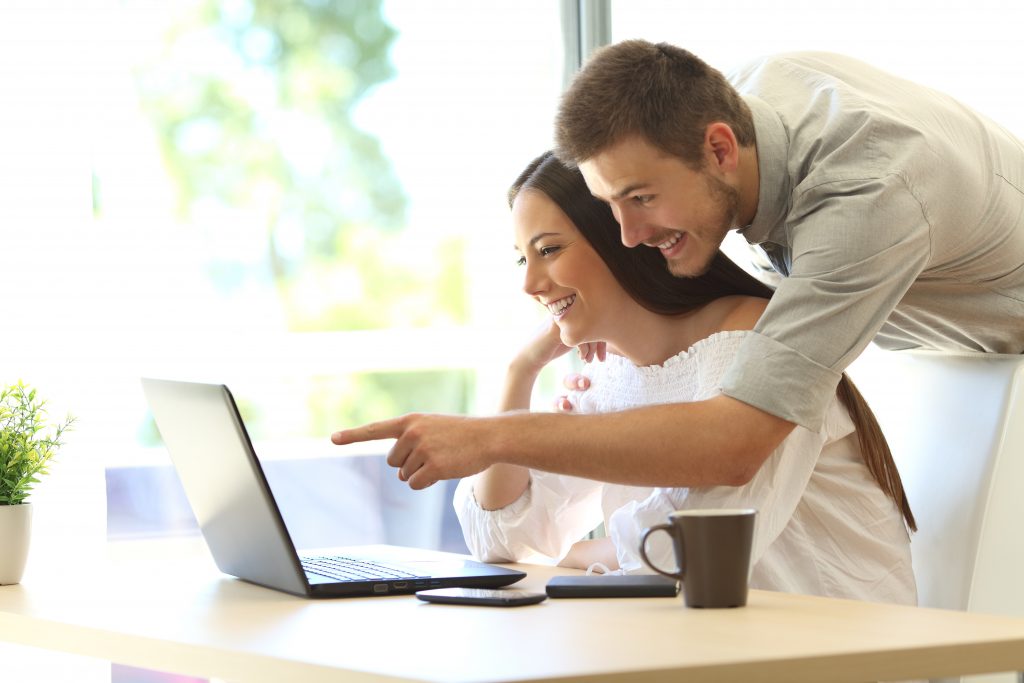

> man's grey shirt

[{"left": 721, "top": 52, "right": 1024, "bottom": 430}]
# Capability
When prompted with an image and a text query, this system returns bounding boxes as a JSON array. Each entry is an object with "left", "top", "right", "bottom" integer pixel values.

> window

[{"left": 2, "top": 0, "right": 565, "bottom": 555}]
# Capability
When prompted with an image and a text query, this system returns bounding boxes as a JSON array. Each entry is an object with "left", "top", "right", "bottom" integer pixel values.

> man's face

[{"left": 579, "top": 135, "right": 740, "bottom": 278}]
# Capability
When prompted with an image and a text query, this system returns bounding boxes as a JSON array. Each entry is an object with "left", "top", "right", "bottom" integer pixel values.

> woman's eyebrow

[
  {"left": 514, "top": 231, "right": 561, "bottom": 253},
  {"left": 528, "top": 231, "right": 559, "bottom": 248}
]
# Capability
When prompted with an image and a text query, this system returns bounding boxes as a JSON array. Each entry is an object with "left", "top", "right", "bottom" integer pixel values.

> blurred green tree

[{"left": 134, "top": 0, "right": 467, "bottom": 331}]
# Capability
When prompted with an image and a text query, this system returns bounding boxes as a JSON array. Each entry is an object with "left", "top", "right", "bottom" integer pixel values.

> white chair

[{"left": 848, "top": 347, "right": 1024, "bottom": 683}]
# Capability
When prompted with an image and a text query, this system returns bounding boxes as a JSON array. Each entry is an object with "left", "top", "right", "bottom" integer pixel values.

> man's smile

[{"left": 650, "top": 231, "right": 685, "bottom": 258}]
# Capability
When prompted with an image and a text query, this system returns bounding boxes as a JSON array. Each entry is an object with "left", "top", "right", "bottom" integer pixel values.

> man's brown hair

[{"left": 554, "top": 40, "right": 756, "bottom": 168}]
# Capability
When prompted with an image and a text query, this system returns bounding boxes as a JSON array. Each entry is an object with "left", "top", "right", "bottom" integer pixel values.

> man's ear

[{"left": 705, "top": 122, "right": 740, "bottom": 174}]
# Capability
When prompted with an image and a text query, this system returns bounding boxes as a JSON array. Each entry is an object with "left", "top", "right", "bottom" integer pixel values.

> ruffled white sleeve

[
  {"left": 454, "top": 470, "right": 605, "bottom": 564},
  {"left": 604, "top": 332, "right": 839, "bottom": 575}
]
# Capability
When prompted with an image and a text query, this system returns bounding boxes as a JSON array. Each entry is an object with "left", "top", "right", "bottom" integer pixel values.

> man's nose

[{"left": 618, "top": 207, "right": 651, "bottom": 248}]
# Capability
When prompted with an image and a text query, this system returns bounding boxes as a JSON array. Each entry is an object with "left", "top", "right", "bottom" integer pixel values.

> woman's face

[{"left": 512, "top": 189, "right": 636, "bottom": 348}]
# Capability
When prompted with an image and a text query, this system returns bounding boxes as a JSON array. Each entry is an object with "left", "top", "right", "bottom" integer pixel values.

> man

[{"left": 333, "top": 41, "right": 1024, "bottom": 491}]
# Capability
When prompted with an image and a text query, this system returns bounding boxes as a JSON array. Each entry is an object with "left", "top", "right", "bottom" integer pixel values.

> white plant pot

[{"left": 0, "top": 502, "right": 33, "bottom": 585}]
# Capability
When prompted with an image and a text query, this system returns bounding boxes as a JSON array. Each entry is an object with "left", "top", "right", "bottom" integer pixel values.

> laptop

[{"left": 141, "top": 377, "right": 526, "bottom": 598}]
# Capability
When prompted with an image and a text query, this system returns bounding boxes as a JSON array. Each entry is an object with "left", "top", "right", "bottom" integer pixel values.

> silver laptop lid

[{"left": 141, "top": 378, "right": 308, "bottom": 595}]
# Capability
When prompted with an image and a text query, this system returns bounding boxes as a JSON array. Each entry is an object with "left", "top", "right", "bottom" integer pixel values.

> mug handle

[{"left": 639, "top": 523, "right": 685, "bottom": 581}]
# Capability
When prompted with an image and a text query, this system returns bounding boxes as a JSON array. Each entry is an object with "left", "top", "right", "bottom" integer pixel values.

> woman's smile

[{"left": 546, "top": 294, "right": 576, "bottom": 319}]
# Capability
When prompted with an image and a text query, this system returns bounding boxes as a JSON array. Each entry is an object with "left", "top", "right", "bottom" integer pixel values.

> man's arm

[
  {"left": 331, "top": 395, "right": 795, "bottom": 490},
  {"left": 727, "top": 175, "right": 931, "bottom": 431}
]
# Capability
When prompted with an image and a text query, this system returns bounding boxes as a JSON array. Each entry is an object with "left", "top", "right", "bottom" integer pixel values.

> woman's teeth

[{"left": 547, "top": 294, "right": 576, "bottom": 316}]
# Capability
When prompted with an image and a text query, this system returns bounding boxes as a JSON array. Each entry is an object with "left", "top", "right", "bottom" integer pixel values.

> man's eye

[{"left": 634, "top": 194, "right": 654, "bottom": 205}]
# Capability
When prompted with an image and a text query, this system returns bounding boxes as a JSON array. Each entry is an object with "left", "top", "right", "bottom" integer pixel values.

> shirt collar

[{"left": 738, "top": 95, "right": 791, "bottom": 245}]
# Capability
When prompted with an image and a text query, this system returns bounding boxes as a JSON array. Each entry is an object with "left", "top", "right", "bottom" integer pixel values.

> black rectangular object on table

[{"left": 546, "top": 574, "right": 679, "bottom": 598}]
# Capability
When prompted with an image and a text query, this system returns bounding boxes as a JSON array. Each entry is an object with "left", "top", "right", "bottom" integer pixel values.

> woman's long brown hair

[{"left": 509, "top": 152, "right": 916, "bottom": 532}]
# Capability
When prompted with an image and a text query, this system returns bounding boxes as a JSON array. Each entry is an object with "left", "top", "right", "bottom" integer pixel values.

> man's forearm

[{"left": 486, "top": 395, "right": 795, "bottom": 488}]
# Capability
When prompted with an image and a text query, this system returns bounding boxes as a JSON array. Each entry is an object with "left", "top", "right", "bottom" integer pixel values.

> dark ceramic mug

[{"left": 639, "top": 508, "right": 756, "bottom": 608}]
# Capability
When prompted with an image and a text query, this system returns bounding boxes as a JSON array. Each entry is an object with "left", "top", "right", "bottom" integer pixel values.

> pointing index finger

[{"left": 331, "top": 416, "right": 406, "bottom": 445}]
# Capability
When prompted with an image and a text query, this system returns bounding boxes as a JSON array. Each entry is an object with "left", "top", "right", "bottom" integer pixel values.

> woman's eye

[
  {"left": 539, "top": 245, "right": 560, "bottom": 256},
  {"left": 515, "top": 256, "right": 526, "bottom": 267}
]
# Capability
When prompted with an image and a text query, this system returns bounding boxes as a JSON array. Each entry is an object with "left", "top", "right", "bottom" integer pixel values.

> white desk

[{"left": 3, "top": 538, "right": 1024, "bottom": 683}]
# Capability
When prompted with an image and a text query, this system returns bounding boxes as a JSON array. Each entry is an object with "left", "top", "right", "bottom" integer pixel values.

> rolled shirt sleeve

[{"left": 724, "top": 174, "right": 932, "bottom": 430}]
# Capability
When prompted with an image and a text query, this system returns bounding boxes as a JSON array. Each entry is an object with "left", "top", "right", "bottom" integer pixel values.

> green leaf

[{"left": 0, "top": 381, "right": 74, "bottom": 502}]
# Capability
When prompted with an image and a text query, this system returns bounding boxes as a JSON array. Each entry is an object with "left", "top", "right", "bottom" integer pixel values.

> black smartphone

[
  {"left": 545, "top": 574, "right": 679, "bottom": 598},
  {"left": 415, "top": 587, "right": 548, "bottom": 607}
]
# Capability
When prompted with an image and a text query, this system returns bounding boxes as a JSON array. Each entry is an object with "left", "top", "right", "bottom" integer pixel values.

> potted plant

[{"left": 0, "top": 381, "right": 74, "bottom": 585}]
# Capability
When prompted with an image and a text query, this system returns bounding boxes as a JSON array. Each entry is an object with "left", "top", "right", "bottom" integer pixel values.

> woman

[{"left": 454, "top": 152, "right": 917, "bottom": 605}]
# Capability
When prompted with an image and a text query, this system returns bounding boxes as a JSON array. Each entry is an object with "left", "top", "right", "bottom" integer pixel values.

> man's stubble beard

[{"left": 666, "top": 174, "right": 741, "bottom": 279}]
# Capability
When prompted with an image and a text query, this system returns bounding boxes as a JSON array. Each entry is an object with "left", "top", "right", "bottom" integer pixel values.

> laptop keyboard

[{"left": 301, "top": 555, "right": 429, "bottom": 582}]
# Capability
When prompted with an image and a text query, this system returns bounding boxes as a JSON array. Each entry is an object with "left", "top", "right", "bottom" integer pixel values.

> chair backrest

[{"left": 848, "top": 347, "right": 1024, "bottom": 615}]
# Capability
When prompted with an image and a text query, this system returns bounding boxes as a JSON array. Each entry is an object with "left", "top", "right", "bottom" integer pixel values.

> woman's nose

[{"left": 522, "top": 260, "right": 547, "bottom": 296}]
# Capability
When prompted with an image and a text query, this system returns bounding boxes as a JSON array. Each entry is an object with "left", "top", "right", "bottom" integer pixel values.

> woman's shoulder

[{"left": 692, "top": 295, "right": 769, "bottom": 338}]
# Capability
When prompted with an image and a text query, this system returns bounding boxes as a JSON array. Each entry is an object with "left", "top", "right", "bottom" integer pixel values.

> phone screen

[{"left": 415, "top": 587, "right": 547, "bottom": 607}]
